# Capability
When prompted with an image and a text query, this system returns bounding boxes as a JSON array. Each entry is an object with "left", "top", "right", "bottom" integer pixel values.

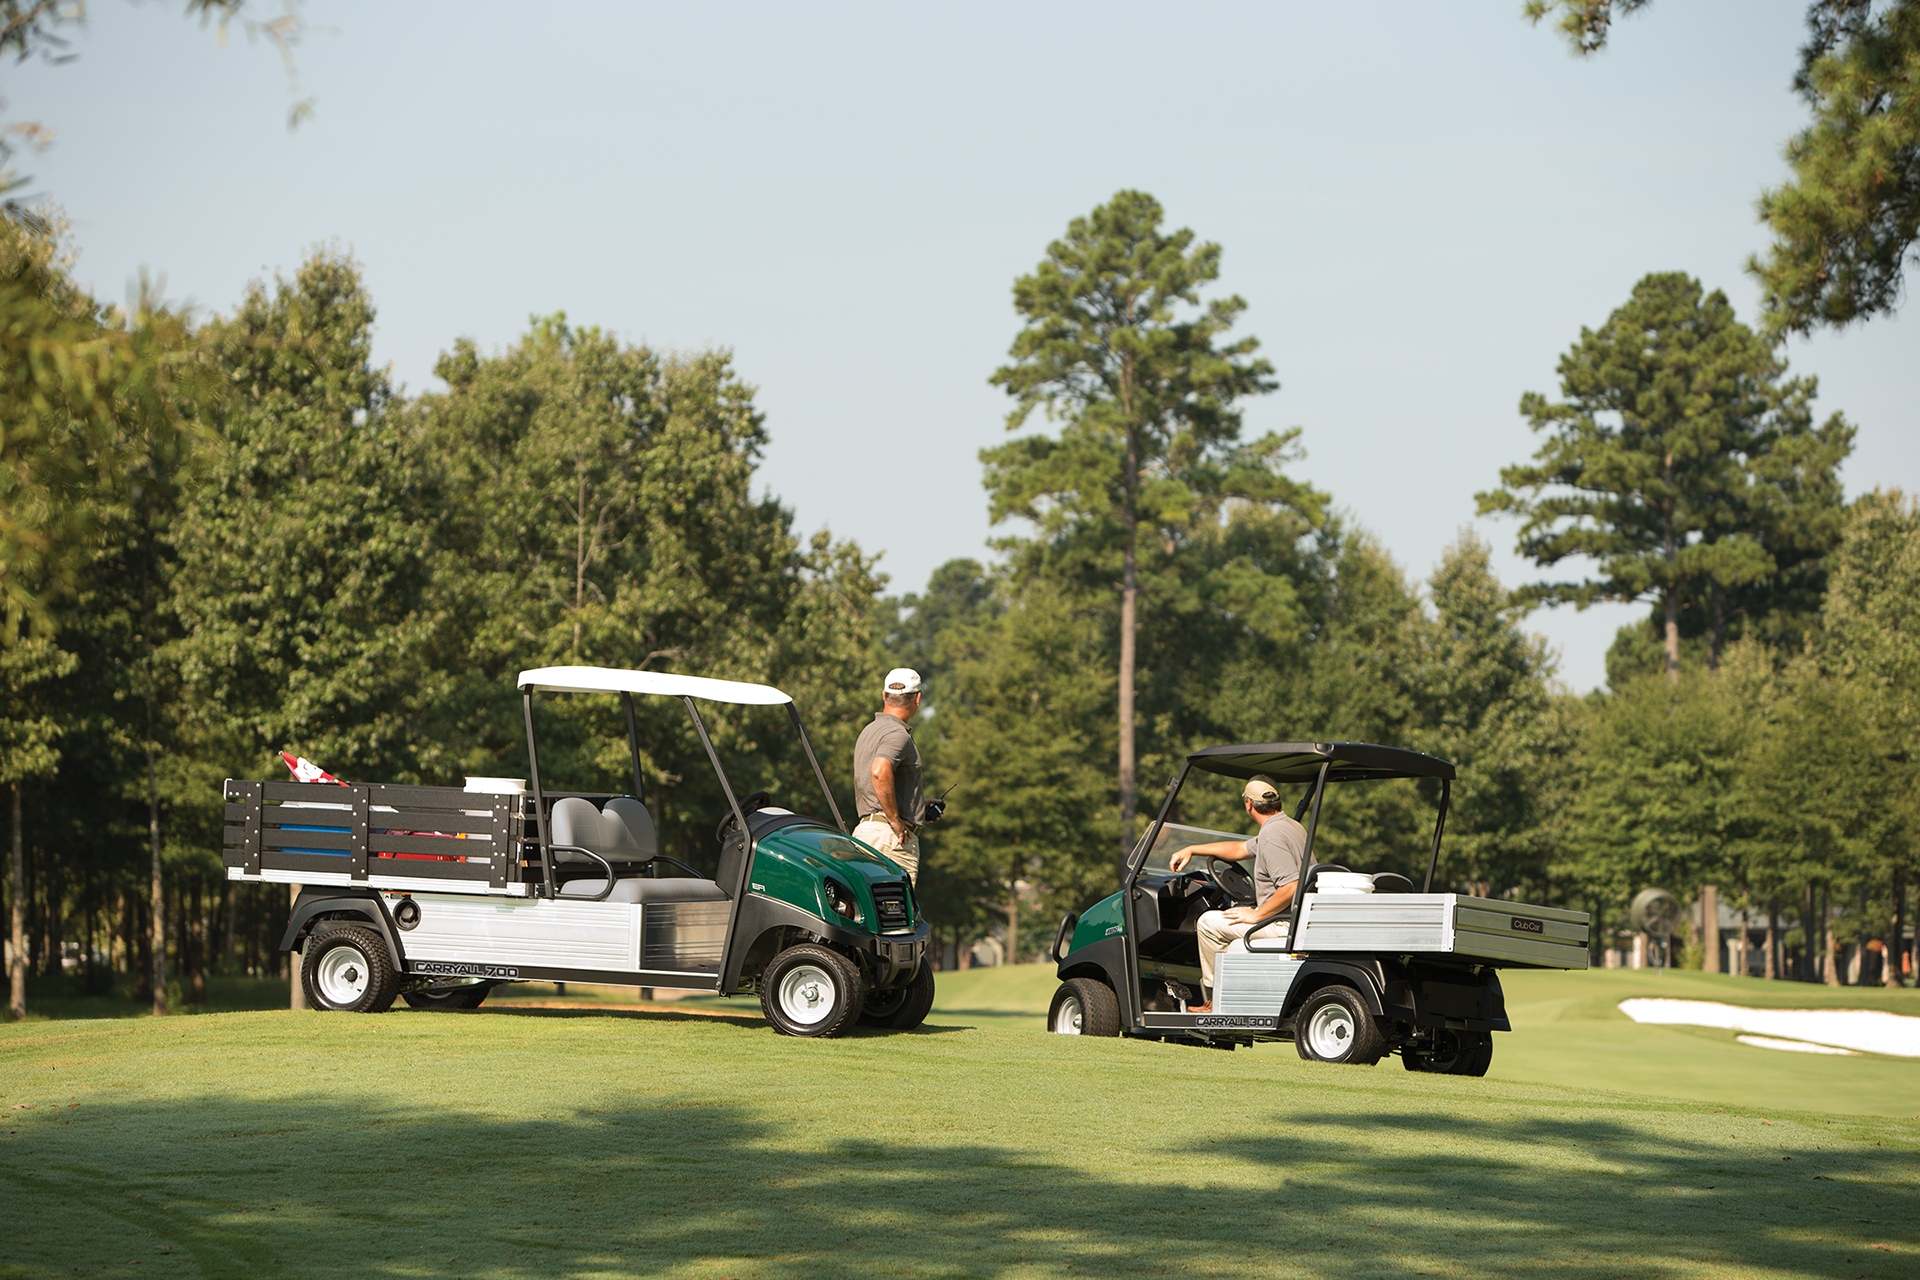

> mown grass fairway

[{"left": 6, "top": 965, "right": 1918, "bottom": 1279}]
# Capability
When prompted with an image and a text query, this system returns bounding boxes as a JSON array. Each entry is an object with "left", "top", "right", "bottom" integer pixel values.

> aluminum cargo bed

[{"left": 1291, "top": 892, "right": 1590, "bottom": 969}]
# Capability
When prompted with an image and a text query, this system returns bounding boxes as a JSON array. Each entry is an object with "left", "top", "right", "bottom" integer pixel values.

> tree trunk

[
  {"left": 1823, "top": 884, "right": 1840, "bottom": 987},
  {"left": 1701, "top": 884, "right": 1720, "bottom": 973},
  {"left": 9, "top": 782, "right": 24, "bottom": 1019},
  {"left": 148, "top": 740, "right": 167, "bottom": 1016},
  {"left": 188, "top": 879, "right": 207, "bottom": 1004},
  {"left": 1765, "top": 898, "right": 1778, "bottom": 980},
  {"left": 1799, "top": 883, "right": 1815, "bottom": 982},
  {"left": 289, "top": 883, "right": 307, "bottom": 1010},
  {"left": 1662, "top": 590, "right": 1680, "bottom": 685},
  {"left": 1005, "top": 854, "right": 1020, "bottom": 967},
  {"left": 1707, "top": 580, "right": 1725, "bottom": 672},
  {"left": 1890, "top": 870, "right": 1907, "bottom": 989},
  {"left": 1117, "top": 475, "right": 1139, "bottom": 864}
]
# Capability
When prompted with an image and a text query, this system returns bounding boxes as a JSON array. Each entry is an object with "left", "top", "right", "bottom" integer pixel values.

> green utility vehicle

[
  {"left": 223, "top": 666, "right": 932, "bottom": 1037},
  {"left": 1048, "top": 742, "right": 1589, "bottom": 1072}
]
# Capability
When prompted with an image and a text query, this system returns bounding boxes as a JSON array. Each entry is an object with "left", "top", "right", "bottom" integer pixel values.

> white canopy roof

[{"left": 516, "top": 666, "right": 793, "bottom": 706}]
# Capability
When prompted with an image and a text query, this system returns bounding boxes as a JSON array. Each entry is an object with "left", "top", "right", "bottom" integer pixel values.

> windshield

[{"left": 1134, "top": 822, "right": 1249, "bottom": 876}]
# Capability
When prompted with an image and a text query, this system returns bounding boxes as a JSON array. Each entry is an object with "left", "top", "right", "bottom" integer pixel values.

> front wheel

[
  {"left": 760, "top": 944, "right": 865, "bottom": 1038},
  {"left": 1049, "top": 977, "right": 1120, "bottom": 1036},
  {"left": 1293, "top": 984, "right": 1385, "bottom": 1065},
  {"left": 859, "top": 961, "right": 935, "bottom": 1031},
  {"left": 301, "top": 925, "right": 399, "bottom": 1013}
]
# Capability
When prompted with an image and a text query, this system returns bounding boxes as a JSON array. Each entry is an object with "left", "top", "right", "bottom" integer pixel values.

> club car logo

[
  {"left": 1510, "top": 916, "right": 1544, "bottom": 934},
  {"left": 413, "top": 961, "right": 520, "bottom": 979}
]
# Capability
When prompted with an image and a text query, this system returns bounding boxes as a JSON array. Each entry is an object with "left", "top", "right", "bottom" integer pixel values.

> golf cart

[
  {"left": 1047, "top": 742, "right": 1589, "bottom": 1073},
  {"left": 222, "top": 666, "right": 933, "bottom": 1038}
]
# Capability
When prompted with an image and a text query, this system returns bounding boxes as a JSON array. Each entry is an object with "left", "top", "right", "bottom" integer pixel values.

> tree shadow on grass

[{"left": 6, "top": 1093, "right": 1917, "bottom": 1279}]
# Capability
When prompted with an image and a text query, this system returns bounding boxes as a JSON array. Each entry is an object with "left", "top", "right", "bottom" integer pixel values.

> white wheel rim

[
  {"left": 777, "top": 964, "right": 838, "bottom": 1026},
  {"left": 1053, "top": 993, "right": 1085, "bottom": 1034},
  {"left": 1306, "top": 1001, "right": 1355, "bottom": 1058},
  {"left": 316, "top": 944, "right": 371, "bottom": 1006}
]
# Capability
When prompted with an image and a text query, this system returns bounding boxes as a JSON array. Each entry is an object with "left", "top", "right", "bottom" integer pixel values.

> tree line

[{"left": 6, "top": 0, "right": 1920, "bottom": 1012}]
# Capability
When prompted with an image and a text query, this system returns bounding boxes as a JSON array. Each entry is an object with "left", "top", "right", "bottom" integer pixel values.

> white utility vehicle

[{"left": 224, "top": 667, "right": 932, "bottom": 1037}]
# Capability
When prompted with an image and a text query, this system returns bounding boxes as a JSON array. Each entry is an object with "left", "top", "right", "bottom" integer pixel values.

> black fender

[
  {"left": 278, "top": 889, "right": 405, "bottom": 972},
  {"left": 1055, "top": 937, "right": 1131, "bottom": 1015},
  {"left": 1281, "top": 959, "right": 1387, "bottom": 1020},
  {"left": 724, "top": 893, "right": 929, "bottom": 994}
]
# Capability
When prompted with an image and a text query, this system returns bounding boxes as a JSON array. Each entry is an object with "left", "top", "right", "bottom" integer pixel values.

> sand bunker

[
  {"left": 1733, "top": 1034, "right": 1856, "bottom": 1055},
  {"left": 1617, "top": 998, "right": 1920, "bottom": 1057}
]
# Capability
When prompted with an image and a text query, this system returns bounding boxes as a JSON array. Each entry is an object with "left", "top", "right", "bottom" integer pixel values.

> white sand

[
  {"left": 1616, "top": 998, "right": 1920, "bottom": 1057},
  {"left": 1734, "top": 1034, "right": 1856, "bottom": 1055}
]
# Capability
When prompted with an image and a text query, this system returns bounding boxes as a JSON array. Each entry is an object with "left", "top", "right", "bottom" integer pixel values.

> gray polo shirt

[
  {"left": 1245, "top": 812, "right": 1307, "bottom": 907},
  {"left": 853, "top": 712, "right": 922, "bottom": 823}
]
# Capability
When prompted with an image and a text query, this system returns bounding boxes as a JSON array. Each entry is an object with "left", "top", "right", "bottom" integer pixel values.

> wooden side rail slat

[
  {"left": 369, "top": 833, "right": 493, "bottom": 858},
  {"left": 263, "top": 828, "right": 354, "bottom": 853},
  {"left": 364, "top": 782, "right": 486, "bottom": 809},
  {"left": 367, "top": 810, "right": 494, "bottom": 835},
  {"left": 367, "top": 855, "right": 494, "bottom": 881}
]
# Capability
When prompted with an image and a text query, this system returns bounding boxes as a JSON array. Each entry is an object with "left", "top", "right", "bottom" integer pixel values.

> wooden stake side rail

[{"left": 222, "top": 779, "right": 522, "bottom": 894}]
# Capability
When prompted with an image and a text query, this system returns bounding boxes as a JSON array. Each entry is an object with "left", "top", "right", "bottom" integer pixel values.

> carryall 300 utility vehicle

[
  {"left": 223, "top": 666, "right": 932, "bottom": 1038},
  {"left": 1048, "top": 742, "right": 1589, "bottom": 1073}
]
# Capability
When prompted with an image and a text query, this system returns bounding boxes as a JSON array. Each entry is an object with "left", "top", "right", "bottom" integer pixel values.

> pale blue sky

[{"left": 10, "top": 1, "right": 1915, "bottom": 691}]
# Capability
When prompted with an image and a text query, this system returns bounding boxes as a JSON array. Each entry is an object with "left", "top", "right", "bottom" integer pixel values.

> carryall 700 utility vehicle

[
  {"left": 1047, "top": 742, "right": 1589, "bottom": 1073},
  {"left": 223, "top": 666, "right": 933, "bottom": 1038}
]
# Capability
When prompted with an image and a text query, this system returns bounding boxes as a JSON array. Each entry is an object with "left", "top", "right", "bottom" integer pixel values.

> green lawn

[{"left": 5, "top": 964, "right": 1918, "bottom": 1279}]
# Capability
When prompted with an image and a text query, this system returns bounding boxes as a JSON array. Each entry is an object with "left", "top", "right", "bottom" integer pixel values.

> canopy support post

[
  {"left": 1422, "top": 777, "right": 1451, "bottom": 893},
  {"left": 621, "top": 692, "right": 645, "bottom": 803},
  {"left": 523, "top": 688, "right": 554, "bottom": 901}
]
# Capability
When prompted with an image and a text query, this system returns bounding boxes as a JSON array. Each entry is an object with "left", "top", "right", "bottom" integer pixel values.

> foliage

[
  {"left": 1478, "top": 272, "right": 1851, "bottom": 679},
  {"left": 1529, "top": 1, "right": 1920, "bottom": 333},
  {"left": 986, "top": 189, "right": 1293, "bottom": 857}
]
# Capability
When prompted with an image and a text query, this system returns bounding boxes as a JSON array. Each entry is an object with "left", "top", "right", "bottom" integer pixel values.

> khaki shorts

[{"left": 851, "top": 818, "right": 920, "bottom": 884}]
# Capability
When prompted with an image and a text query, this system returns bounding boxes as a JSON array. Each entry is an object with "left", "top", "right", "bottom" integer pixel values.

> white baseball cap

[
  {"left": 884, "top": 668, "right": 923, "bottom": 696},
  {"left": 1242, "top": 774, "right": 1282, "bottom": 804}
]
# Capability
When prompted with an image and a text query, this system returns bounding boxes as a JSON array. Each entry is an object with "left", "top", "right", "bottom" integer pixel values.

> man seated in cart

[{"left": 1167, "top": 774, "right": 1307, "bottom": 1012}]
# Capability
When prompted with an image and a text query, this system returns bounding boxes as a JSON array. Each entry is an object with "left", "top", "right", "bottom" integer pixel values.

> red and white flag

[{"left": 279, "top": 751, "right": 348, "bottom": 787}]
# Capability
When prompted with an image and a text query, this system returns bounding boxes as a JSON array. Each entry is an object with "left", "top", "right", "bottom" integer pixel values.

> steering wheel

[
  {"left": 1206, "top": 856, "right": 1257, "bottom": 906},
  {"left": 715, "top": 790, "right": 775, "bottom": 843}
]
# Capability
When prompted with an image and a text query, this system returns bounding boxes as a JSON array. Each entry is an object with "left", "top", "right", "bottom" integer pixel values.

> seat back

[
  {"left": 602, "top": 797, "right": 658, "bottom": 859},
  {"left": 548, "top": 796, "right": 654, "bottom": 864}
]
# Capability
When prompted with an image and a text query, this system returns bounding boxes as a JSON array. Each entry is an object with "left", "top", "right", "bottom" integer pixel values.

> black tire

[
  {"left": 301, "top": 925, "right": 399, "bottom": 1013},
  {"left": 1048, "top": 977, "right": 1121, "bottom": 1037},
  {"left": 859, "top": 961, "right": 935, "bottom": 1030},
  {"left": 401, "top": 982, "right": 492, "bottom": 1011},
  {"left": 1404, "top": 1029, "right": 1493, "bottom": 1076},
  {"left": 760, "top": 944, "right": 865, "bottom": 1038},
  {"left": 1292, "top": 984, "right": 1385, "bottom": 1065}
]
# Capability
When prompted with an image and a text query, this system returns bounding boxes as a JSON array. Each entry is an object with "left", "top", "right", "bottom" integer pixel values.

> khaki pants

[
  {"left": 1196, "top": 909, "right": 1290, "bottom": 991},
  {"left": 852, "top": 818, "right": 920, "bottom": 884}
]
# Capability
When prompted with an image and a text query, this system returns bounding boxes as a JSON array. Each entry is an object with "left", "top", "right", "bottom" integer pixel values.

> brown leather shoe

[{"left": 1187, "top": 1001, "right": 1212, "bottom": 1014}]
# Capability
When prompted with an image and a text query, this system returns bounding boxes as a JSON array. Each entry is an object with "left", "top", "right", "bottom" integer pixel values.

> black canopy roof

[{"left": 1186, "top": 741, "right": 1454, "bottom": 785}]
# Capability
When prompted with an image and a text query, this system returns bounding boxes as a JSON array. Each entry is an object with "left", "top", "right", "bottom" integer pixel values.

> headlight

[{"left": 823, "top": 878, "right": 860, "bottom": 921}]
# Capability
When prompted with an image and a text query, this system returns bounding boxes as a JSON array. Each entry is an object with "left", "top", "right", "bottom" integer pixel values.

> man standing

[
  {"left": 852, "top": 668, "right": 925, "bottom": 883},
  {"left": 1167, "top": 774, "right": 1306, "bottom": 1012}
]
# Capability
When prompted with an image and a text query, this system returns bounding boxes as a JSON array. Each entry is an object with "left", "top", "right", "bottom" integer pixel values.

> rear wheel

[
  {"left": 1293, "top": 984, "right": 1385, "bottom": 1065},
  {"left": 301, "top": 925, "right": 398, "bottom": 1013},
  {"left": 760, "top": 944, "right": 864, "bottom": 1038},
  {"left": 859, "top": 961, "right": 935, "bottom": 1031},
  {"left": 1049, "top": 977, "right": 1120, "bottom": 1037},
  {"left": 402, "top": 982, "right": 492, "bottom": 1011}
]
